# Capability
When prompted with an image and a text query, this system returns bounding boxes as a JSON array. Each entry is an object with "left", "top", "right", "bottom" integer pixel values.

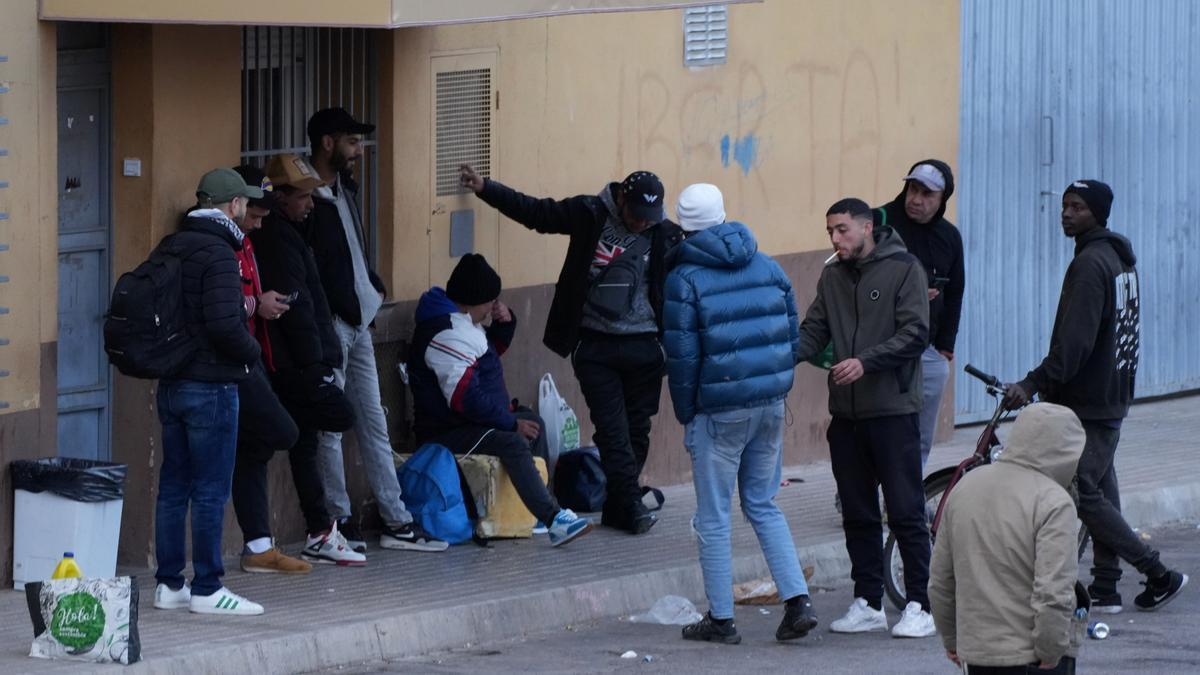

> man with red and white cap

[{"left": 459, "top": 164, "right": 683, "bottom": 535}]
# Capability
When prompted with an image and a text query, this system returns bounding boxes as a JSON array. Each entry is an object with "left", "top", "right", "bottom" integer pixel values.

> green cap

[{"left": 196, "top": 167, "right": 265, "bottom": 205}]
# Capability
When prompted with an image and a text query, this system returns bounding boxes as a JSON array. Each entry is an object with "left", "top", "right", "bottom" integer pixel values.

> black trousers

[
  {"left": 231, "top": 367, "right": 300, "bottom": 543},
  {"left": 571, "top": 332, "right": 665, "bottom": 516},
  {"left": 429, "top": 411, "right": 559, "bottom": 525},
  {"left": 965, "top": 657, "right": 1075, "bottom": 674},
  {"left": 828, "top": 413, "right": 930, "bottom": 609},
  {"left": 1077, "top": 421, "right": 1165, "bottom": 592}
]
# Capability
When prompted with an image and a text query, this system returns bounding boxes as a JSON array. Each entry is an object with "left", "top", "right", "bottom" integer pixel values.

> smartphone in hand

[{"left": 282, "top": 291, "right": 299, "bottom": 304}]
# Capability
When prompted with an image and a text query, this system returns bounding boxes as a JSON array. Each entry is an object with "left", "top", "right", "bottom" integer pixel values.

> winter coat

[
  {"left": 408, "top": 287, "right": 518, "bottom": 443},
  {"left": 172, "top": 214, "right": 260, "bottom": 382},
  {"left": 475, "top": 178, "right": 683, "bottom": 357},
  {"left": 794, "top": 226, "right": 929, "bottom": 419},
  {"left": 305, "top": 171, "right": 387, "bottom": 327},
  {"left": 878, "top": 159, "right": 965, "bottom": 355},
  {"left": 1019, "top": 228, "right": 1140, "bottom": 421},
  {"left": 663, "top": 222, "right": 800, "bottom": 424},
  {"left": 929, "top": 403, "right": 1088, "bottom": 668},
  {"left": 250, "top": 210, "right": 344, "bottom": 376}
]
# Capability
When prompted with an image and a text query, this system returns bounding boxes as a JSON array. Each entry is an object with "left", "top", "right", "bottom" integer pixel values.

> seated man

[
  {"left": 929, "top": 403, "right": 1086, "bottom": 674},
  {"left": 407, "top": 254, "right": 593, "bottom": 547}
]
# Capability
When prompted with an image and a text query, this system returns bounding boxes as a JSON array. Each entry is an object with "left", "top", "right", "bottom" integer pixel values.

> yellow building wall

[{"left": 381, "top": 0, "right": 960, "bottom": 299}]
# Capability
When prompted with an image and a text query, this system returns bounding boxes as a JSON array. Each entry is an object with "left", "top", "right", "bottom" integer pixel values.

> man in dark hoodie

[
  {"left": 877, "top": 160, "right": 964, "bottom": 470},
  {"left": 794, "top": 198, "right": 934, "bottom": 638},
  {"left": 1003, "top": 180, "right": 1187, "bottom": 614},
  {"left": 408, "top": 254, "right": 594, "bottom": 547},
  {"left": 459, "top": 164, "right": 683, "bottom": 535}
]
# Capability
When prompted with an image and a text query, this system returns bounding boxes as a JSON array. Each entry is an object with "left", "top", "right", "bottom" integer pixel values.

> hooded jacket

[
  {"left": 795, "top": 226, "right": 929, "bottom": 419},
  {"left": 1019, "top": 228, "right": 1139, "bottom": 421},
  {"left": 663, "top": 222, "right": 800, "bottom": 424},
  {"left": 407, "top": 287, "right": 518, "bottom": 443},
  {"left": 171, "top": 213, "right": 261, "bottom": 382},
  {"left": 475, "top": 178, "right": 683, "bottom": 357},
  {"left": 878, "top": 159, "right": 965, "bottom": 355},
  {"left": 250, "top": 210, "right": 343, "bottom": 376},
  {"left": 929, "top": 403, "right": 1087, "bottom": 667},
  {"left": 305, "top": 171, "right": 387, "bottom": 328}
]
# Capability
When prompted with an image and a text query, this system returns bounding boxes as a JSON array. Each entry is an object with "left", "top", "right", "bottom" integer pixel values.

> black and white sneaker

[
  {"left": 681, "top": 612, "right": 741, "bottom": 645},
  {"left": 380, "top": 522, "right": 449, "bottom": 552},
  {"left": 337, "top": 517, "right": 366, "bottom": 553},
  {"left": 1134, "top": 571, "right": 1188, "bottom": 612},
  {"left": 776, "top": 594, "right": 819, "bottom": 641},
  {"left": 1088, "top": 587, "right": 1123, "bottom": 614},
  {"left": 302, "top": 521, "right": 366, "bottom": 566}
]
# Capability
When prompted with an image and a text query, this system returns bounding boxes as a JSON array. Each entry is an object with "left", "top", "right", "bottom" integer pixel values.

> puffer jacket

[
  {"left": 663, "top": 222, "right": 800, "bottom": 424},
  {"left": 795, "top": 226, "right": 929, "bottom": 419},
  {"left": 929, "top": 403, "right": 1087, "bottom": 668},
  {"left": 170, "top": 213, "right": 260, "bottom": 382}
]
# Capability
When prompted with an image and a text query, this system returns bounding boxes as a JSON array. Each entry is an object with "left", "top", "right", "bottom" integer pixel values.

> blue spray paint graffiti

[{"left": 719, "top": 133, "right": 760, "bottom": 176}]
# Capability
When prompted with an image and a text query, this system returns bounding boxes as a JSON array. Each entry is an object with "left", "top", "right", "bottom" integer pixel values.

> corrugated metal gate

[{"left": 956, "top": 0, "right": 1200, "bottom": 422}]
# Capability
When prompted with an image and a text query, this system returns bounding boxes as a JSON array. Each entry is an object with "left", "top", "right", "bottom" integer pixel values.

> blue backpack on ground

[{"left": 397, "top": 444, "right": 475, "bottom": 545}]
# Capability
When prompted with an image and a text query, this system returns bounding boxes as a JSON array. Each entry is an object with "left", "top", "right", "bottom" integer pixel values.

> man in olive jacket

[
  {"left": 930, "top": 403, "right": 1086, "bottom": 674},
  {"left": 794, "top": 198, "right": 933, "bottom": 638}
]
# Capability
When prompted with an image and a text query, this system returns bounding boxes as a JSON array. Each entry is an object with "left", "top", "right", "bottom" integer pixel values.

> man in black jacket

[
  {"left": 153, "top": 168, "right": 265, "bottom": 616},
  {"left": 305, "top": 108, "right": 445, "bottom": 554},
  {"left": 460, "top": 164, "right": 683, "bottom": 535},
  {"left": 876, "top": 160, "right": 964, "bottom": 470},
  {"left": 240, "top": 157, "right": 364, "bottom": 568},
  {"left": 1004, "top": 180, "right": 1187, "bottom": 614}
]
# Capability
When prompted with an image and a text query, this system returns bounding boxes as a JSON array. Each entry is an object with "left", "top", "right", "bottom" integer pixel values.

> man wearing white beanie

[{"left": 664, "top": 183, "right": 817, "bottom": 644}]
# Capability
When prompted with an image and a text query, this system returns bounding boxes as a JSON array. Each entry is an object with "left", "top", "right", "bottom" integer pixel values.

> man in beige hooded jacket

[{"left": 929, "top": 403, "right": 1086, "bottom": 674}]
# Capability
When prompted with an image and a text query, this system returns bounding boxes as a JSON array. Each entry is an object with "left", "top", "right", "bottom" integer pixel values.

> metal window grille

[
  {"left": 435, "top": 68, "right": 492, "bottom": 197},
  {"left": 683, "top": 5, "right": 728, "bottom": 67},
  {"left": 240, "top": 27, "right": 380, "bottom": 264}
]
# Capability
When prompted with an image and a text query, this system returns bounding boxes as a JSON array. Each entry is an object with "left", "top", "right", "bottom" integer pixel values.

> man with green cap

[{"left": 152, "top": 168, "right": 269, "bottom": 617}]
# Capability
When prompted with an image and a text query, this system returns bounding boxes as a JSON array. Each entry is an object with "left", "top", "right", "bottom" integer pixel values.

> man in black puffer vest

[
  {"left": 153, "top": 168, "right": 265, "bottom": 617},
  {"left": 459, "top": 164, "right": 683, "bottom": 535}
]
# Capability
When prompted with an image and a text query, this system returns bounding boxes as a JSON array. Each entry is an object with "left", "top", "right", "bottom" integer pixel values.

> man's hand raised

[{"left": 459, "top": 164, "right": 485, "bottom": 193}]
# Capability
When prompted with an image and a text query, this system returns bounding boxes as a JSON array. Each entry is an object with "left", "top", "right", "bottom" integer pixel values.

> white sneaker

[
  {"left": 189, "top": 587, "right": 264, "bottom": 616},
  {"left": 302, "top": 521, "right": 367, "bottom": 566},
  {"left": 891, "top": 601, "right": 936, "bottom": 638},
  {"left": 153, "top": 583, "right": 191, "bottom": 610},
  {"left": 830, "top": 598, "right": 889, "bottom": 633}
]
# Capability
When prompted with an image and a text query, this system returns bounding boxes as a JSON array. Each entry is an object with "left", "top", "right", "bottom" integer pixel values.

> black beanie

[
  {"left": 446, "top": 253, "right": 501, "bottom": 306},
  {"left": 1064, "top": 179, "right": 1114, "bottom": 226}
]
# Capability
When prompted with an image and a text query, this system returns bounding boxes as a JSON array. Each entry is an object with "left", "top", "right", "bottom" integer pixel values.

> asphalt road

[{"left": 321, "top": 524, "right": 1200, "bottom": 674}]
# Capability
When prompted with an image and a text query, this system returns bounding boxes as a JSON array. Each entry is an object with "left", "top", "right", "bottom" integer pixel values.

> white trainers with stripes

[{"left": 189, "top": 587, "right": 264, "bottom": 616}]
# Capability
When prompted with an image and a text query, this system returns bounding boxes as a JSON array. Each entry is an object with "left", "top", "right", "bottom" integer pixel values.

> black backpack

[
  {"left": 553, "top": 446, "right": 607, "bottom": 512},
  {"left": 103, "top": 236, "right": 196, "bottom": 378}
]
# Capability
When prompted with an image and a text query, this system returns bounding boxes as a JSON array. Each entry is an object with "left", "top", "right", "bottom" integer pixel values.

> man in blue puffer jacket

[{"left": 663, "top": 184, "right": 817, "bottom": 645}]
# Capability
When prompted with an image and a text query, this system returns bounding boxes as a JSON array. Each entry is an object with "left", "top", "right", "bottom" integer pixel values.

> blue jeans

[
  {"left": 685, "top": 401, "right": 808, "bottom": 619},
  {"left": 155, "top": 379, "right": 239, "bottom": 596}
]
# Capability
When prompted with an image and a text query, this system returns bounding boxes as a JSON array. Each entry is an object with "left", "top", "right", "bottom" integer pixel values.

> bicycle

[{"left": 882, "top": 364, "right": 1091, "bottom": 611}]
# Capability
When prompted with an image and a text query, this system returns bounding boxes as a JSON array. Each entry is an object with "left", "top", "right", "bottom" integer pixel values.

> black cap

[
  {"left": 1064, "top": 179, "right": 1114, "bottom": 226},
  {"left": 232, "top": 165, "right": 276, "bottom": 209},
  {"left": 619, "top": 171, "right": 666, "bottom": 223},
  {"left": 446, "top": 253, "right": 502, "bottom": 306},
  {"left": 307, "top": 107, "right": 376, "bottom": 147}
]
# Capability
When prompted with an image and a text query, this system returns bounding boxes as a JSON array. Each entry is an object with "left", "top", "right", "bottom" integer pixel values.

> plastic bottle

[{"left": 50, "top": 552, "right": 83, "bottom": 579}]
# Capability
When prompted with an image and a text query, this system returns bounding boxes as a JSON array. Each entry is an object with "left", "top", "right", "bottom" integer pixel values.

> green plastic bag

[
  {"left": 25, "top": 576, "right": 140, "bottom": 664},
  {"left": 807, "top": 342, "right": 834, "bottom": 370}
]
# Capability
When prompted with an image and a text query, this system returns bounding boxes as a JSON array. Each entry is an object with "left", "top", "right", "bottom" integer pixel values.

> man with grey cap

[
  {"left": 876, "top": 159, "right": 964, "bottom": 470},
  {"left": 153, "top": 168, "right": 267, "bottom": 616},
  {"left": 664, "top": 184, "right": 817, "bottom": 645}
]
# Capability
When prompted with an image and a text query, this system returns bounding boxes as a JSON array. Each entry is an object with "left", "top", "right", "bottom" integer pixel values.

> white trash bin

[{"left": 11, "top": 459, "right": 126, "bottom": 590}]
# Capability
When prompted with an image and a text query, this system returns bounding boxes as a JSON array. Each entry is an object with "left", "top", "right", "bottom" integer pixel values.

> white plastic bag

[
  {"left": 26, "top": 576, "right": 141, "bottom": 664},
  {"left": 538, "top": 373, "right": 580, "bottom": 479},
  {"left": 629, "top": 596, "right": 703, "bottom": 625}
]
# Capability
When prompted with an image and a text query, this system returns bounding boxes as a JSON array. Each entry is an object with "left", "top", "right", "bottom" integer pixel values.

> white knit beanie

[{"left": 675, "top": 183, "right": 726, "bottom": 232}]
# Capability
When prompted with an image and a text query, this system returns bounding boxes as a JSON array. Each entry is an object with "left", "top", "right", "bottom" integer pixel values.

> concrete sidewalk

[{"left": 3, "top": 396, "right": 1198, "bottom": 674}]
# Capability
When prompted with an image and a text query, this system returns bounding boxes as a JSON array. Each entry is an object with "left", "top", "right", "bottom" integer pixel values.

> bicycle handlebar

[{"left": 964, "top": 364, "right": 1003, "bottom": 389}]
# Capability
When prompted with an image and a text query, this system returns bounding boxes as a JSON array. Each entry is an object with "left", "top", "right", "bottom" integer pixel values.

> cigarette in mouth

[{"left": 824, "top": 251, "right": 839, "bottom": 264}]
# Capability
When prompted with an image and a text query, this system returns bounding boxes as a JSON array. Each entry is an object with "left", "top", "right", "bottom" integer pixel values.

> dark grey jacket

[{"left": 796, "top": 227, "right": 929, "bottom": 419}]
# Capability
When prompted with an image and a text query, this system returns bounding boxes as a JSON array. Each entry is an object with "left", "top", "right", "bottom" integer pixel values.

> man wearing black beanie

[
  {"left": 407, "top": 254, "right": 594, "bottom": 547},
  {"left": 1004, "top": 179, "right": 1187, "bottom": 614}
]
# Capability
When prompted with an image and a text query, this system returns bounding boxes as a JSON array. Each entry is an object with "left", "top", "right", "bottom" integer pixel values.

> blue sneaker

[
  {"left": 532, "top": 520, "right": 549, "bottom": 535},
  {"left": 548, "top": 509, "right": 593, "bottom": 547}
]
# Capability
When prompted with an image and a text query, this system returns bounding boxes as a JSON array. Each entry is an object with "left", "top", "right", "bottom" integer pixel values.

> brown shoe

[{"left": 241, "top": 547, "right": 312, "bottom": 575}]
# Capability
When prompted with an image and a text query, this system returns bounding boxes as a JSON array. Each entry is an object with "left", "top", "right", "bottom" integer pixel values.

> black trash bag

[
  {"left": 11, "top": 458, "right": 127, "bottom": 502},
  {"left": 554, "top": 446, "right": 606, "bottom": 513}
]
